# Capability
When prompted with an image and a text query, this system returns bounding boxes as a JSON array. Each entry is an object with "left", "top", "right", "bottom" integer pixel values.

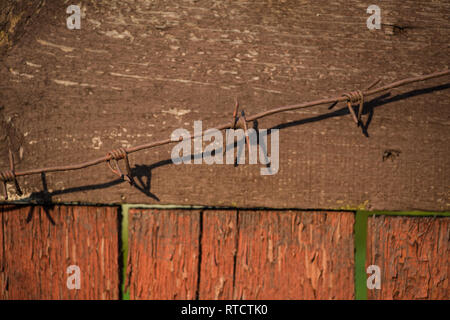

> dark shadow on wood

[
  {"left": 269, "top": 83, "right": 450, "bottom": 136},
  {"left": 26, "top": 173, "right": 55, "bottom": 225},
  {"left": 0, "top": 173, "right": 57, "bottom": 224}
]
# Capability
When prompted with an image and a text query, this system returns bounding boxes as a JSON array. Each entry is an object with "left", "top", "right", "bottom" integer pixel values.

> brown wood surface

[
  {"left": 366, "top": 215, "right": 449, "bottom": 300},
  {"left": 0, "top": 205, "right": 119, "bottom": 299},
  {"left": 0, "top": 1, "right": 448, "bottom": 210},
  {"left": 128, "top": 209, "right": 355, "bottom": 299}
]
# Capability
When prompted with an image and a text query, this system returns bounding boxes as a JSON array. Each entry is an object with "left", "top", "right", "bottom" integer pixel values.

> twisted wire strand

[
  {"left": 0, "top": 69, "right": 448, "bottom": 199},
  {"left": 106, "top": 148, "right": 133, "bottom": 185}
]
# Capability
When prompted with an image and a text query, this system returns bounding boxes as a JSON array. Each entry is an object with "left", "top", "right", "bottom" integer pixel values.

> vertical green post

[{"left": 354, "top": 211, "right": 368, "bottom": 300}]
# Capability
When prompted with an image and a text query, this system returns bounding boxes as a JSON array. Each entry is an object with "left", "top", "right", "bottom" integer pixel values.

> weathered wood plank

[
  {"left": 0, "top": 205, "right": 119, "bottom": 299},
  {"left": 232, "top": 211, "right": 355, "bottom": 299},
  {"left": 0, "top": 0, "right": 448, "bottom": 210},
  {"left": 127, "top": 208, "right": 200, "bottom": 299},
  {"left": 198, "top": 210, "right": 237, "bottom": 299},
  {"left": 366, "top": 215, "right": 449, "bottom": 300}
]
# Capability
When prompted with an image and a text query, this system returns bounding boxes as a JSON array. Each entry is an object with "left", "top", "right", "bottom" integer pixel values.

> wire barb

[
  {"left": 240, "top": 110, "right": 251, "bottom": 149},
  {"left": 0, "top": 149, "right": 23, "bottom": 200},
  {"left": 106, "top": 148, "right": 134, "bottom": 185},
  {"left": 231, "top": 98, "right": 240, "bottom": 129},
  {"left": 230, "top": 99, "right": 251, "bottom": 149}
]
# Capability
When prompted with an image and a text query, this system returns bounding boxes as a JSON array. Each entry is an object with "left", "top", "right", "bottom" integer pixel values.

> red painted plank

[
  {"left": 233, "top": 211, "right": 355, "bottom": 299},
  {"left": 367, "top": 215, "right": 449, "bottom": 300},
  {"left": 198, "top": 210, "right": 238, "bottom": 299},
  {"left": 128, "top": 209, "right": 354, "bottom": 299},
  {"left": 127, "top": 209, "right": 200, "bottom": 299},
  {"left": 0, "top": 205, "right": 119, "bottom": 300}
]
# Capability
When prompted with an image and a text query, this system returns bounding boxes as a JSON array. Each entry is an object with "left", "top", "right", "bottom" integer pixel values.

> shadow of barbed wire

[
  {"left": 269, "top": 83, "right": 450, "bottom": 137},
  {"left": 25, "top": 173, "right": 55, "bottom": 225},
  {"left": 0, "top": 173, "right": 56, "bottom": 224},
  {"left": 1, "top": 83, "right": 447, "bottom": 204}
]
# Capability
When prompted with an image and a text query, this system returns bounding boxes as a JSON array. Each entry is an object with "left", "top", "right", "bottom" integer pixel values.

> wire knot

[
  {"left": 342, "top": 90, "right": 364, "bottom": 125},
  {"left": 343, "top": 90, "right": 364, "bottom": 104},
  {"left": 106, "top": 148, "right": 134, "bottom": 185},
  {"left": 107, "top": 148, "right": 128, "bottom": 161}
]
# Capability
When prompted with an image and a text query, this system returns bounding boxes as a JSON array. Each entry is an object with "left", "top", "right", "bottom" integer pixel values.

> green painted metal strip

[
  {"left": 367, "top": 210, "right": 450, "bottom": 217},
  {"left": 354, "top": 211, "right": 368, "bottom": 300}
]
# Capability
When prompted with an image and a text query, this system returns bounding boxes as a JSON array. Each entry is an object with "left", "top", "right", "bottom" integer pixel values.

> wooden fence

[
  {"left": 0, "top": 0, "right": 449, "bottom": 301},
  {"left": 0, "top": 205, "right": 447, "bottom": 300}
]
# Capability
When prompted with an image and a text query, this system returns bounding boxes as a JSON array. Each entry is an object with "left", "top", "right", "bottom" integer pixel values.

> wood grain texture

[
  {"left": 0, "top": 1, "right": 448, "bottom": 210},
  {"left": 198, "top": 210, "right": 238, "bottom": 299},
  {"left": 0, "top": 0, "right": 45, "bottom": 55},
  {"left": 127, "top": 208, "right": 201, "bottom": 299},
  {"left": 233, "top": 211, "right": 355, "bottom": 299},
  {"left": 128, "top": 209, "right": 354, "bottom": 299},
  {"left": 0, "top": 205, "right": 119, "bottom": 300},
  {"left": 366, "top": 215, "right": 449, "bottom": 300}
]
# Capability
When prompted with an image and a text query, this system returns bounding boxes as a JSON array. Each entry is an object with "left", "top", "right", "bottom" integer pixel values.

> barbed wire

[{"left": 1, "top": 69, "right": 449, "bottom": 199}]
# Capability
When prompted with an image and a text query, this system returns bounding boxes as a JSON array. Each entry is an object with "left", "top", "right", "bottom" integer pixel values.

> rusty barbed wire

[
  {"left": 1, "top": 69, "right": 449, "bottom": 200},
  {"left": 1, "top": 149, "right": 23, "bottom": 199}
]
